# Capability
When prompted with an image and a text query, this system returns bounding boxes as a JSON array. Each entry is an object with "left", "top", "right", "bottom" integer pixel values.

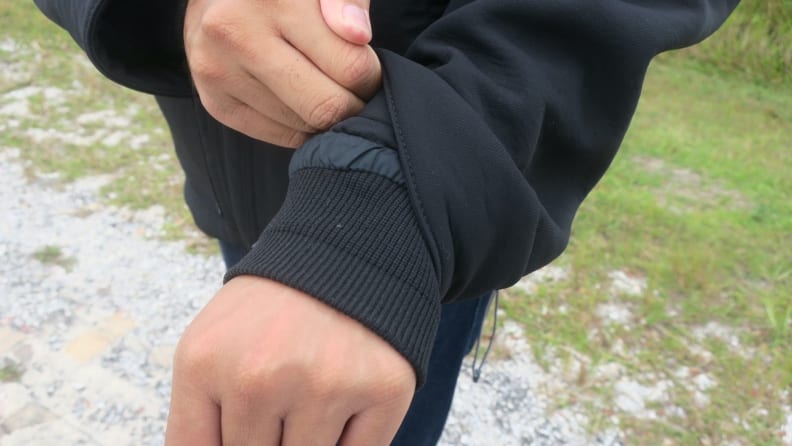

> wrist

[{"left": 225, "top": 167, "right": 441, "bottom": 386}]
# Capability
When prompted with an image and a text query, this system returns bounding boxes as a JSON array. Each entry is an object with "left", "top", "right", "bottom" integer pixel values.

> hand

[
  {"left": 184, "top": 0, "right": 380, "bottom": 147},
  {"left": 165, "top": 276, "right": 416, "bottom": 445}
]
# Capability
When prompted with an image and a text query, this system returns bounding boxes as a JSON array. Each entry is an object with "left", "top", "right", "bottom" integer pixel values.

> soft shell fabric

[{"left": 35, "top": 0, "right": 740, "bottom": 384}]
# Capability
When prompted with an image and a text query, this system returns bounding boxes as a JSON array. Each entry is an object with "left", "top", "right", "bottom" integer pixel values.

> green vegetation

[
  {"left": 0, "top": 0, "right": 215, "bottom": 254},
  {"left": 32, "top": 245, "right": 76, "bottom": 270},
  {"left": 1, "top": 0, "right": 790, "bottom": 444},
  {"left": 500, "top": 38, "right": 792, "bottom": 446},
  {"left": 683, "top": 0, "right": 792, "bottom": 85},
  {"left": 0, "top": 363, "right": 23, "bottom": 382}
]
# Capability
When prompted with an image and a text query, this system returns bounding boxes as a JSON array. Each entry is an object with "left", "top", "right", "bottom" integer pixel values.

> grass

[
  {"left": 0, "top": 363, "right": 23, "bottom": 382},
  {"left": 683, "top": 0, "right": 792, "bottom": 85},
  {"left": 2, "top": 0, "right": 791, "bottom": 444},
  {"left": 32, "top": 245, "right": 76, "bottom": 270},
  {"left": 501, "top": 53, "right": 792, "bottom": 444},
  {"left": 0, "top": 0, "right": 216, "bottom": 254}
]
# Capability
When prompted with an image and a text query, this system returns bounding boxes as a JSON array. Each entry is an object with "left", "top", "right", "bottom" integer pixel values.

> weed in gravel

[
  {"left": 32, "top": 245, "right": 76, "bottom": 271},
  {"left": 0, "top": 362, "right": 23, "bottom": 382}
]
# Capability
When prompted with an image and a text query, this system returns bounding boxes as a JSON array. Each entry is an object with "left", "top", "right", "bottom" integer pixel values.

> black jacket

[{"left": 35, "top": 0, "right": 739, "bottom": 385}]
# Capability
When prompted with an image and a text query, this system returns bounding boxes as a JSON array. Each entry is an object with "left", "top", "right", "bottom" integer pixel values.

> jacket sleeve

[
  {"left": 227, "top": 0, "right": 739, "bottom": 384},
  {"left": 33, "top": 0, "right": 191, "bottom": 96},
  {"left": 343, "top": 0, "right": 741, "bottom": 301}
]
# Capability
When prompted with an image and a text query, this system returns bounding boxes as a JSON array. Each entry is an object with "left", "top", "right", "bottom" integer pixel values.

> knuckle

[
  {"left": 306, "top": 94, "right": 349, "bottom": 130},
  {"left": 302, "top": 369, "right": 345, "bottom": 399},
  {"left": 200, "top": 7, "right": 242, "bottom": 46},
  {"left": 227, "top": 360, "right": 277, "bottom": 404},
  {"left": 199, "top": 95, "right": 230, "bottom": 123},
  {"left": 338, "top": 47, "right": 377, "bottom": 88},
  {"left": 189, "top": 53, "right": 227, "bottom": 84},
  {"left": 200, "top": 96, "right": 253, "bottom": 138},
  {"left": 376, "top": 374, "right": 413, "bottom": 403},
  {"left": 173, "top": 335, "right": 211, "bottom": 373},
  {"left": 280, "top": 130, "right": 307, "bottom": 149},
  {"left": 366, "top": 356, "right": 414, "bottom": 402},
  {"left": 198, "top": 7, "right": 259, "bottom": 61},
  {"left": 268, "top": 99, "right": 314, "bottom": 134}
]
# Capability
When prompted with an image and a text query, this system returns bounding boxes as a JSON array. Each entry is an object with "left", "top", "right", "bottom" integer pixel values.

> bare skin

[
  {"left": 183, "top": 0, "right": 381, "bottom": 147},
  {"left": 170, "top": 2, "right": 416, "bottom": 444},
  {"left": 165, "top": 276, "right": 416, "bottom": 445}
]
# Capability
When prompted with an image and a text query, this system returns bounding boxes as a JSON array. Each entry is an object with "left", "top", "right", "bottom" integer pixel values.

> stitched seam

[
  {"left": 382, "top": 68, "right": 443, "bottom": 280},
  {"left": 328, "top": 128, "right": 393, "bottom": 149}
]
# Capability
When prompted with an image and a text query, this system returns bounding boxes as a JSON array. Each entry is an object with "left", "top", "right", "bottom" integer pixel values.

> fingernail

[{"left": 342, "top": 4, "right": 371, "bottom": 37}]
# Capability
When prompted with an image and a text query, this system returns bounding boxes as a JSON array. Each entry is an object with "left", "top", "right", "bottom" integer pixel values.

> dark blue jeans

[{"left": 220, "top": 241, "right": 491, "bottom": 446}]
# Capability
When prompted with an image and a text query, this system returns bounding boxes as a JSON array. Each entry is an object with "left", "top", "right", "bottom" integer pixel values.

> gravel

[{"left": 0, "top": 147, "right": 624, "bottom": 445}]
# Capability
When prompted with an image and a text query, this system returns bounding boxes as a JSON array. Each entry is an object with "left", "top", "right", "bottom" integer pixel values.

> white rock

[
  {"left": 596, "top": 302, "right": 633, "bottom": 325},
  {"left": 608, "top": 270, "right": 647, "bottom": 297}
]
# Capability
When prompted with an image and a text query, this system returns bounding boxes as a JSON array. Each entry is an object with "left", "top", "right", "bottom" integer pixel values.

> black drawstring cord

[{"left": 471, "top": 290, "right": 499, "bottom": 383}]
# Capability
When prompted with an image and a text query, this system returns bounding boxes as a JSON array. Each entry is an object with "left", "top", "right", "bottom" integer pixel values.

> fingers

[
  {"left": 217, "top": 366, "right": 350, "bottom": 446},
  {"left": 164, "top": 382, "right": 222, "bottom": 446},
  {"left": 185, "top": 0, "right": 375, "bottom": 143},
  {"left": 280, "top": 406, "right": 349, "bottom": 446},
  {"left": 246, "top": 37, "right": 366, "bottom": 132},
  {"left": 198, "top": 91, "right": 310, "bottom": 148},
  {"left": 226, "top": 72, "right": 319, "bottom": 133},
  {"left": 338, "top": 405, "right": 411, "bottom": 446},
  {"left": 337, "top": 372, "right": 414, "bottom": 446},
  {"left": 220, "top": 401, "right": 283, "bottom": 446},
  {"left": 279, "top": 1, "right": 382, "bottom": 100},
  {"left": 168, "top": 276, "right": 417, "bottom": 446},
  {"left": 166, "top": 326, "right": 224, "bottom": 446},
  {"left": 319, "top": 0, "right": 372, "bottom": 45},
  {"left": 196, "top": 68, "right": 315, "bottom": 147}
]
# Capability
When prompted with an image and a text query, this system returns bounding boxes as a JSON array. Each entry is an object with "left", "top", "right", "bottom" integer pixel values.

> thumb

[{"left": 319, "top": 0, "right": 372, "bottom": 45}]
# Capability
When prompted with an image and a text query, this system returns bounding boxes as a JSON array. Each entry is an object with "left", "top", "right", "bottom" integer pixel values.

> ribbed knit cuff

[{"left": 225, "top": 167, "right": 441, "bottom": 387}]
